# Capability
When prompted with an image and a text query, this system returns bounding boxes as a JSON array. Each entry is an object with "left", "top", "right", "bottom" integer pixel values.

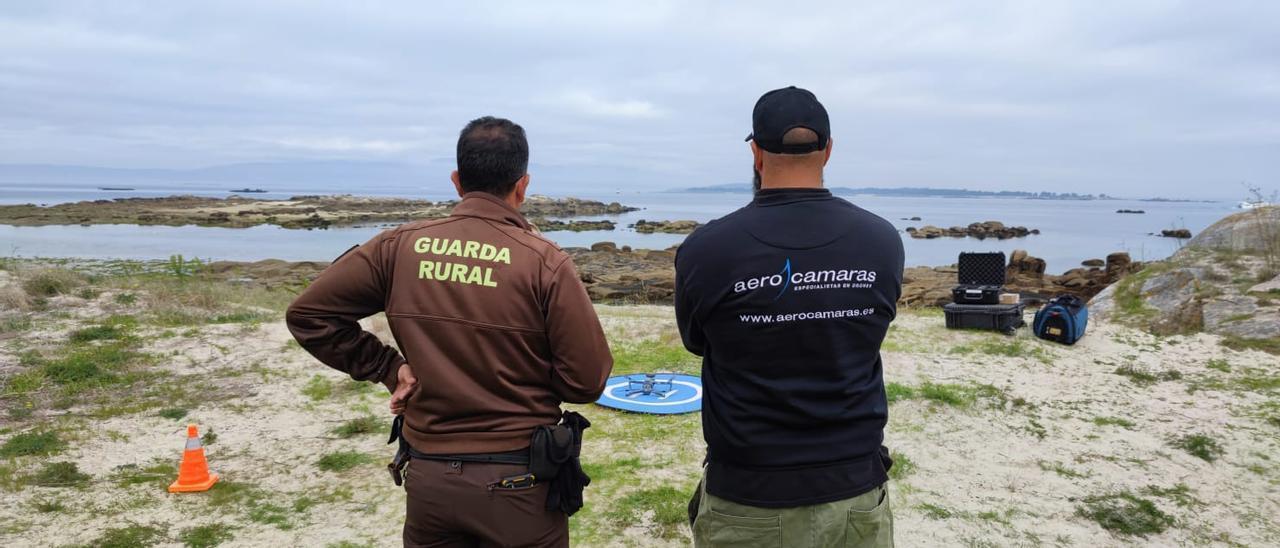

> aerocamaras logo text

[
  {"left": 415, "top": 237, "right": 509, "bottom": 287},
  {"left": 734, "top": 259, "right": 877, "bottom": 295}
]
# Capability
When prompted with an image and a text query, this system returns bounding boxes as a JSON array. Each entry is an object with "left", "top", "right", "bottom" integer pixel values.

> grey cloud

[{"left": 0, "top": 1, "right": 1276, "bottom": 198}]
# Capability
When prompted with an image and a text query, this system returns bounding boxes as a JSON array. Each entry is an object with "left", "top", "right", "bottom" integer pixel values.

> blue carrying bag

[{"left": 1033, "top": 294, "right": 1088, "bottom": 345}]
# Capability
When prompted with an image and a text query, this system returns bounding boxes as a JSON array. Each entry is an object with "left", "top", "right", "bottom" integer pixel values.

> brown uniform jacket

[{"left": 286, "top": 192, "right": 613, "bottom": 454}]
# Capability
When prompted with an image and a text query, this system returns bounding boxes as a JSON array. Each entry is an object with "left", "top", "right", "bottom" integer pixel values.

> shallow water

[{"left": 0, "top": 185, "right": 1234, "bottom": 271}]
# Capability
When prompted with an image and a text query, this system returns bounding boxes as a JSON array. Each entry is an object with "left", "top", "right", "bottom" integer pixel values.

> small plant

[
  {"left": 918, "top": 502, "right": 954, "bottom": 519},
  {"left": 603, "top": 486, "right": 691, "bottom": 539},
  {"left": 31, "top": 498, "right": 66, "bottom": 513},
  {"left": 157, "top": 407, "right": 189, "bottom": 420},
  {"left": 1205, "top": 359, "right": 1231, "bottom": 372},
  {"left": 113, "top": 292, "right": 138, "bottom": 305},
  {"left": 885, "top": 382, "right": 914, "bottom": 403},
  {"left": 0, "top": 431, "right": 66, "bottom": 457},
  {"left": 202, "top": 429, "right": 218, "bottom": 445},
  {"left": 180, "top": 523, "right": 236, "bottom": 548},
  {"left": 317, "top": 451, "right": 375, "bottom": 472},
  {"left": 1113, "top": 363, "right": 1181, "bottom": 385},
  {"left": 168, "top": 254, "right": 206, "bottom": 279},
  {"left": 20, "top": 268, "right": 84, "bottom": 297},
  {"left": 888, "top": 451, "right": 916, "bottom": 480},
  {"left": 1092, "top": 416, "right": 1135, "bottom": 429},
  {"left": 1170, "top": 433, "right": 1225, "bottom": 462},
  {"left": 29, "top": 461, "right": 91, "bottom": 487},
  {"left": 332, "top": 416, "right": 383, "bottom": 438},
  {"left": 1038, "top": 460, "right": 1088, "bottom": 479},
  {"left": 1076, "top": 491, "right": 1174, "bottom": 536},
  {"left": 91, "top": 523, "right": 167, "bottom": 548}
]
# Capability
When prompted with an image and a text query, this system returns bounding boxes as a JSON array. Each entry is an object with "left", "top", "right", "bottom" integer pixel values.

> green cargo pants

[{"left": 690, "top": 478, "right": 893, "bottom": 548}]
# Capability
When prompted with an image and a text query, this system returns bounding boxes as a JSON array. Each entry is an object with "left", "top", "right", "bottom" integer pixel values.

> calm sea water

[{"left": 0, "top": 182, "right": 1234, "bottom": 272}]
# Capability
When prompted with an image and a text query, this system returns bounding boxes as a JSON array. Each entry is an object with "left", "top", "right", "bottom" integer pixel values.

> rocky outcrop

[
  {"left": 631, "top": 220, "right": 701, "bottom": 234},
  {"left": 1116, "top": 209, "right": 1145, "bottom": 214},
  {"left": 1186, "top": 205, "right": 1280, "bottom": 252},
  {"left": 0, "top": 194, "right": 638, "bottom": 230},
  {"left": 905, "top": 221, "right": 1039, "bottom": 240},
  {"left": 566, "top": 245, "right": 676, "bottom": 303},
  {"left": 1091, "top": 207, "right": 1280, "bottom": 343},
  {"left": 532, "top": 219, "right": 616, "bottom": 232},
  {"left": 1160, "top": 228, "right": 1192, "bottom": 239},
  {"left": 897, "top": 249, "right": 1139, "bottom": 307}
]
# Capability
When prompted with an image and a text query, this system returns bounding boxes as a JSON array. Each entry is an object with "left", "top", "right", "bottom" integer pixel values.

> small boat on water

[
  {"left": 230, "top": 188, "right": 269, "bottom": 193},
  {"left": 98, "top": 186, "right": 135, "bottom": 191},
  {"left": 1238, "top": 200, "right": 1274, "bottom": 210}
]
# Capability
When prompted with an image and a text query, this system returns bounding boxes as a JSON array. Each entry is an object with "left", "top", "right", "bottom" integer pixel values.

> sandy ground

[{"left": 1, "top": 292, "right": 1278, "bottom": 546}]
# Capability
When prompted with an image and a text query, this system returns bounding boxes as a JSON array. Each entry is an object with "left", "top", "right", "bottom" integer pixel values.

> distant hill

[{"left": 681, "top": 183, "right": 1117, "bottom": 200}]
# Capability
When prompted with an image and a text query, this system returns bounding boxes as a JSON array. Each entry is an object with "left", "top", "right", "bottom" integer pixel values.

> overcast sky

[{"left": 1, "top": 1, "right": 1277, "bottom": 199}]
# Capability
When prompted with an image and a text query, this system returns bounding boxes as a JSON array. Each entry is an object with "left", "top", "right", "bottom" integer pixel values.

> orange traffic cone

[{"left": 168, "top": 424, "right": 219, "bottom": 493}]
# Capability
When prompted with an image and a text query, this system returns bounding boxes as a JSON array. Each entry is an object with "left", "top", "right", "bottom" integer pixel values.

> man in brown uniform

[{"left": 286, "top": 116, "right": 613, "bottom": 547}]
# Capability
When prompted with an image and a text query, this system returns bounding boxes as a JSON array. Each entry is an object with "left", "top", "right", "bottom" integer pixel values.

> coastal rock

[
  {"left": 533, "top": 219, "right": 616, "bottom": 232},
  {"left": 1160, "top": 228, "right": 1192, "bottom": 239},
  {"left": 590, "top": 242, "right": 618, "bottom": 252},
  {"left": 631, "top": 219, "right": 701, "bottom": 234},
  {"left": 0, "top": 194, "right": 638, "bottom": 230},
  {"left": 1186, "top": 206, "right": 1280, "bottom": 252},
  {"left": 1116, "top": 209, "right": 1145, "bottom": 214},
  {"left": 1082, "top": 258, "right": 1104, "bottom": 267},
  {"left": 906, "top": 221, "right": 1038, "bottom": 240},
  {"left": 1091, "top": 206, "right": 1280, "bottom": 343},
  {"left": 567, "top": 246, "right": 676, "bottom": 303}
]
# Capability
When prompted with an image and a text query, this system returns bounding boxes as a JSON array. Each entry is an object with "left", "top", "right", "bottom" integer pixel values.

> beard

[{"left": 752, "top": 168, "right": 762, "bottom": 193}]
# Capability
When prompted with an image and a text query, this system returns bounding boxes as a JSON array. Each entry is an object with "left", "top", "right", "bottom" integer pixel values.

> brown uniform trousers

[{"left": 403, "top": 458, "right": 568, "bottom": 548}]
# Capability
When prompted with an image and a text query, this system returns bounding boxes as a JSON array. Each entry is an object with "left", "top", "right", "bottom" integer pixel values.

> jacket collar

[
  {"left": 450, "top": 192, "right": 531, "bottom": 230},
  {"left": 752, "top": 187, "right": 832, "bottom": 207}
]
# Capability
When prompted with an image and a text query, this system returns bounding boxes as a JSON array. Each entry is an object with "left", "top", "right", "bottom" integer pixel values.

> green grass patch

[
  {"left": 157, "top": 407, "right": 189, "bottom": 420},
  {"left": 888, "top": 451, "right": 915, "bottom": 481},
  {"left": 1076, "top": 491, "right": 1174, "bottom": 536},
  {"left": 114, "top": 460, "right": 177, "bottom": 487},
  {"left": 581, "top": 457, "right": 645, "bottom": 483},
  {"left": 29, "top": 461, "right": 91, "bottom": 487},
  {"left": 247, "top": 501, "right": 293, "bottom": 529},
  {"left": 85, "top": 523, "right": 167, "bottom": 548},
  {"left": 1038, "top": 460, "right": 1089, "bottom": 479},
  {"left": 180, "top": 523, "right": 235, "bottom": 548},
  {"left": 69, "top": 324, "right": 129, "bottom": 343},
  {"left": 332, "top": 416, "right": 385, "bottom": 438},
  {"left": 1092, "top": 416, "right": 1135, "bottom": 429},
  {"left": 1170, "top": 433, "right": 1225, "bottom": 462},
  {"left": 610, "top": 339, "right": 700, "bottom": 376},
  {"left": 21, "top": 268, "right": 85, "bottom": 297},
  {"left": 302, "top": 375, "right": 375, "bottom": 401},
  {"left": 1206, "top": 358, "right": 1231, "bottom": 372},
  {"left": 1109, "top": 265, "right": 1162, "bottom": 324},
  {"left": 949, "top": 336, "right": 1051, "bottom": 363},
  {"left": 31, "top": 498, "right": 67, "bottom": 513},
  {"left": 113, "top": 292, "right": 138, "bottom": 305},
  {"left": 317, "top": 451, "right": 375, "bottom": 472},
  {"left": 917, "top": 502, "right": 955, "bottom": 520},
  {"left": 1142, "top": 483, "right": 1203, "bottom": 509},
  {"left": 0, "top": 430, "right": 66, "bottom": 457},
  {"left": 604, "top": 486, "right": 691, "bottom": 539},
  {"left": 918, "top": 382, "right": 976, "bottom": 407},
  {"left": 885, "top": 382, "right": 914, "bottom": 403},
  {"left": 1112, "top": 363, "right": 1181, "bottom": 386},
  {"left": 1221, "top": 335, "right": 1280, "bottom": 355},
  {"left": 206, "top": 481, "right": 262, "bottom": 507}
]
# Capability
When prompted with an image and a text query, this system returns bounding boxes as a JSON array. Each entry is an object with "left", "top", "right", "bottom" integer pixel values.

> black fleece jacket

[{"left": 675, "top": 187, "right": 904, "bottom": 507}]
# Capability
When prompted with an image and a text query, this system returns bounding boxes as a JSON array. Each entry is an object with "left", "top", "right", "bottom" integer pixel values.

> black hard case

[
  {"left": 952, "top": 252, "right": 1007, "bottom": 305},
  {"left": 944, "top": 303, "right": 1025, "bottom": 335}
]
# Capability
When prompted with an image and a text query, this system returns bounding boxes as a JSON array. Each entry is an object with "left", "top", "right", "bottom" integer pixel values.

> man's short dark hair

[{"left": 456, "top": 116, "right": 528, "bottom": 196}]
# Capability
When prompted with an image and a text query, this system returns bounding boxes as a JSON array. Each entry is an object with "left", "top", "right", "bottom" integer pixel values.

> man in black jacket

[{"left": 676, "top": 86, "right": 903, "bottom": 547}]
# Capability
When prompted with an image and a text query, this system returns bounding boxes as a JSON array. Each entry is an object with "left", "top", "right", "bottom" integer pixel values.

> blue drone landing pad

[{"left": 594, "top": 373, "right": 703, "bottom": 415}]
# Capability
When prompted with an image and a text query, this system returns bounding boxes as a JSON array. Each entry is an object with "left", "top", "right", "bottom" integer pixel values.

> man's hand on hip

[{"left": 389, "top": 364, "right": 419, "bottom": 415}]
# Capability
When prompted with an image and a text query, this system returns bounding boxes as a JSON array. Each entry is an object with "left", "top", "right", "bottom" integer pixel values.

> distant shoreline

[{"left": 677, "top": 183, "right": 1216, "bottom": 203}]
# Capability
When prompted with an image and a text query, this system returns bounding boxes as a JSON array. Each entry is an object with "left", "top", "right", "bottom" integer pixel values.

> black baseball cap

[{"left": 745, "top": 86, "right": 830, "bottom": 154}]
